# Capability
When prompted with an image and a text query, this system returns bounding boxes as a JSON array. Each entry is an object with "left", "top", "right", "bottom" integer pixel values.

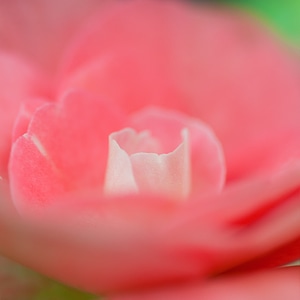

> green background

[{"left": 197, "top": 0, "right": 300, "bottom": 48}]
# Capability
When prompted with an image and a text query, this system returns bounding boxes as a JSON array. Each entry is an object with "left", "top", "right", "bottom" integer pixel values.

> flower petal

[
  {"left": 0, "top": 52, "right": 49, "bottom": 177},
  {"left": 104, "top": 127, "right": 191, "bottom": 199},
  {"left": 128, "top": 107, "right": 225, "bottom": 195},
  {"left": 61, "top": 0, "right": 300, "bottom": 179},
  {"left": 9, "top": 90, "right": 124, "bottom": 215},
  {"left": 2, "top": 163, "right": 299, "bottom": 293},
  {"left": 111, "top": 267, "right": 300, "bottom": 300},
  {"left": 12, "top": 97, "right": 51, "bottom": 143}
]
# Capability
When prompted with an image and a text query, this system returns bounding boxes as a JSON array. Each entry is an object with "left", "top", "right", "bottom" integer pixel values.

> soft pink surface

[
  {"left": 128, "top": 108, "right": 225, "bottom": 195},
  {"left": 60, "top": 0, "right": 300, "bottom": 180},
  {"left": 0, "top": 0, "right": 299, "bottom": 296},
  {"left": 104, "top": 127, "right": 191, "bottom": 198},
  {"left": 0, "top": 0, "right": 107, "bottom": 74},
  {"left": 10, "top": 93, "right": 225, "bottom": 213},
  {"left": 2, "top": 163, "right": 300, "bottom": 293},
  {"left": 0, "top": 52, "right": 49, "bottom": 177},
  {"left": 9, "top": 90, "right": 124, "bottom": 214},
  {"left": 12, "top": 97, "right": 51, "bottom": 142},
  {"left": 111, "top": 267, "right": 300, "bottom": 300}
]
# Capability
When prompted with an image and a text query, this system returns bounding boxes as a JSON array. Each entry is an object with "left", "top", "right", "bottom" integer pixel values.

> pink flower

[{"left": 0, "top": 0, "right": 299, "bottom": 298}]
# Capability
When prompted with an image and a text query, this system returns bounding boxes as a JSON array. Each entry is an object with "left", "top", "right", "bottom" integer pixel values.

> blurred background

[
  {"left": 0, "top": 0, "right": 299, "bottom": 299},
  {"left": 212, "top": 0, "right": 300, "bottom": 48}
]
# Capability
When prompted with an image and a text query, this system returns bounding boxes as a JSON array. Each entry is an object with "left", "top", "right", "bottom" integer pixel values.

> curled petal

[
  {"left": 9, "top": 90, "right": 124, "bottom": 215},
  {"left": 12, "top": 97, "right": 52, "bottom": 142},
  {"left": 104, "top": 128, "right": 191, "bottom": 199},
  {"left": 128, "top": 107, "right": 225, "bottom": 195},
  {"left": 0, "top": 52, "right": 49, "bottom": 177}
]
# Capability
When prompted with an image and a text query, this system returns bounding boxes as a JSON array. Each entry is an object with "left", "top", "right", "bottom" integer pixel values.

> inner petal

[
  {"left": 128, "top": 107, "right": 226, "bottom": 196},
  {"left": 104, "top": 128, "right": 190, "bottom": 200}
]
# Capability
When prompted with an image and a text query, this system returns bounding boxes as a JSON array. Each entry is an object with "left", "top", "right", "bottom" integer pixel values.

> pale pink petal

[
  {"left": 9, "top": 90, "right": 124, "bottom": 215},
  {"left": 61, "top": 0, "right": 300, "bottom": 179},
  {"left": 0, "top": 52, "right": 49, "bottom": 177},
  {"left": 130, "top": 129, "right": 190, "bottom": 199},
  {"left": 2, "top": 163, "right": 299, "bottom": 293},
  {"left": 12, "top": 97, "right": 51, "bottom": 142},
  {"left": 0, "top": 0, "right": 108, "bottom": 74},
  {"left": 104, "top": 127, "right": 191, "bottom": 199},
  {"left": 104, "top": 129, "right": 140, "bottom": 196},
  {"left": 128, "top": 107, "right": 225, "bottom": 195},
  {"left": 111, "top": 267, "right": 300, "bottom": 300}
]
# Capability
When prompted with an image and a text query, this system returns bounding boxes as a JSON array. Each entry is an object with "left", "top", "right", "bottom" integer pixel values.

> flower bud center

[{"left": 104, "top": 127, "right": 191, "bottom": 200}]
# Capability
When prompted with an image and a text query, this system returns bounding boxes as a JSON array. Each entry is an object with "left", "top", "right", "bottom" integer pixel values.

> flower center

[{"left": 104, "top": 127, "right": 191, "bottom": 200}]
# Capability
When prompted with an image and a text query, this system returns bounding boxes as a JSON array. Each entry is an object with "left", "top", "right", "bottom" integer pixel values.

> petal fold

[
  {"left": 9, "top": 90, "right": 124, "bottom": 215},
  {"left": 111, "top": 267, "right": 300, "bottom": 300},
  {"left": 1, "top": 163, "right": 299, "bottom": 293},
  {"left": 0, "top": 52, "right": 49, "bottom": 177}
]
